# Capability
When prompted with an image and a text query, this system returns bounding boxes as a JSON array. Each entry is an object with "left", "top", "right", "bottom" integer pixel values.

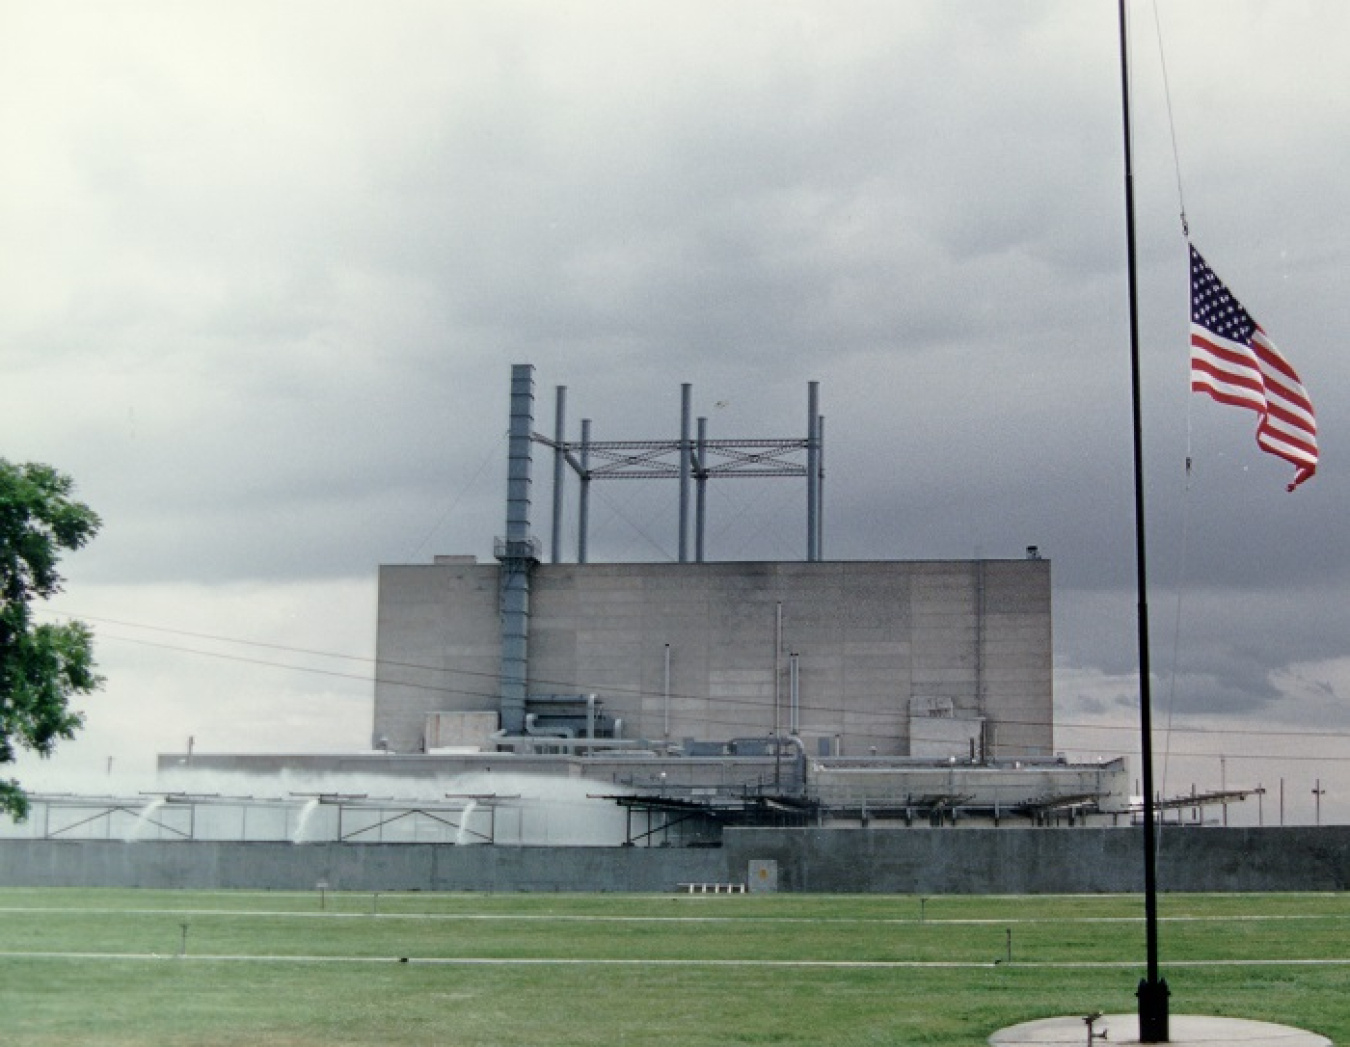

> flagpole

[{"left": 1117, "top": 1, "right": 1170, "bottom": 1041}]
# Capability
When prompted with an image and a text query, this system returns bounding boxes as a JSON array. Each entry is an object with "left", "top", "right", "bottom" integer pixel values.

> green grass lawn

[{"left": 0, "top": 889, "right": 1345, "bottom": 1045}]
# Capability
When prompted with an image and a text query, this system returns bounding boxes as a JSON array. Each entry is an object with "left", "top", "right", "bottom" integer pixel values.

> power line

[{"left": 42, "top": 609, "right": 1350, "bottom": 759}]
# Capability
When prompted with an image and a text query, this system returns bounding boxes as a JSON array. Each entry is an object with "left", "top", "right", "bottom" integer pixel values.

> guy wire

[{"left": 1149, "top": 0, "right": 1200, "bottom": 842}]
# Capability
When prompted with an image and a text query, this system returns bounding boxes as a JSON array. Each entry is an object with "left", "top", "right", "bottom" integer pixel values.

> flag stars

[{"left": 1188, "top": 241, "right": 1317, "bottom": 491}]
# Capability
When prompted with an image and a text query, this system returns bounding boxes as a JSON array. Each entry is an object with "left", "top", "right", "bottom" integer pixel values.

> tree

[{"left": 0, "top": 460, "right": 102, "bottom": 818}]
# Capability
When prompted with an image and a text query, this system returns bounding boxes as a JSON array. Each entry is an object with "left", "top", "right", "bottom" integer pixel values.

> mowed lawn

[{"left": 1, "top": 889, "right": 1347, "bottom": 1046}]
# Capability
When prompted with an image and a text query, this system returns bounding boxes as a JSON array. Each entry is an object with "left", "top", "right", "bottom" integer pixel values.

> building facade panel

[{"left": 372, "top": 559, "right": 1051, "bottom": 759}]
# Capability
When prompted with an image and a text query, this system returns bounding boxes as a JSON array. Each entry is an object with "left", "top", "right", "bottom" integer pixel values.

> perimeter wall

[{"left": 3, "top": 827, "right": 1348, "bottom": 893}]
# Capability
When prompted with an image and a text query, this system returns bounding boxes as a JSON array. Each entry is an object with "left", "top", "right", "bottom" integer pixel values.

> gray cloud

[{"left": 4, "top": 1, "right": 1349, "bottom": 783}]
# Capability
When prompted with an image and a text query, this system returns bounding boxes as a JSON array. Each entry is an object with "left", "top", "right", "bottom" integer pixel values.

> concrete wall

[
  {"left": 0, "top": 841, "right": 722, "bottom": 892},
  {"left": 4, "top": 827, "right": 1349, "bottom": 893},
  {"left": 722, "top": 826, "right": 1350, "bottom": 893},
  {"left": 372, "top": 559, "right": 1053, "bottom": 762},
  {"left": 374, "top": 560, "right": 501, "bottom": 750}
]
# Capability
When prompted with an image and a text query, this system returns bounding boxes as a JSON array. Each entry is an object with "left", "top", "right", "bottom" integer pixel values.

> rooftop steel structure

[{"left": 528, "top": 369, "right": 825, "bottom": 564}]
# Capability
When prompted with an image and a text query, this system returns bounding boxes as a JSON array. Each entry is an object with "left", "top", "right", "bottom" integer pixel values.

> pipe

[
  {"left": 810, "top": 412, "right": 820, "bottom": 561},
  {"left": 551, "top": 386, "right": 566, "bottom": 563},
  {"left": 663, "top": 643, "right": 672, "bottom": 739},
  {"left": 492, "top": 734, "right": 644, "bottom": 752},
  {"left": 523, "top": 714, "right": 575, "bottom": 739},
  {"left": 504, "top": 367, "right": 534, "bottom": 548},
  {"left": 975, "top": 560, "right": 986, "bottom": 722},
  {"left": 773, "top": 603, "right": 782, "bottom": 737},
  {"left": 498, "top": 364, "right": 536, "bottom": 735},
  {"left": 695, "top": 416, "right": 708, "bottom": 562},
  {"left": 578, "top": 418, "right": 591, "bottom": 563},
  {"left": 806, "top": 381, "right": 819, "bottom": 561},
  {"left": 678, "top": 383, "right": 692, "bottom": 562}
]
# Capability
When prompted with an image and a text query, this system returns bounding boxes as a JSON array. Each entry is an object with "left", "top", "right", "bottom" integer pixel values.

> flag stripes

[{"left": 1188, "top": 243, "right": 1318, "bottom": 491}]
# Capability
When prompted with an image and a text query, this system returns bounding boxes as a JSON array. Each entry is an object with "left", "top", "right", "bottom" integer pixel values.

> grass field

[{"left": 1, "top": 889, "right": 1346, "bottom": 1045}]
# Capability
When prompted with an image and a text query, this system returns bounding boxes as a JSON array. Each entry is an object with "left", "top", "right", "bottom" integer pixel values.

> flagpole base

[
  {"left": 990, "top": 1014, "right": 1329, "bottom": 1046},
  {"left": 1136, "top": 978, "right": 1170, "bottom": 1043}
]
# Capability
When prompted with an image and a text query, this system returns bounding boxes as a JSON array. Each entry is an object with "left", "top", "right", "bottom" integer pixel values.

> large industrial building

[
  {"left": 374, "top": 557, "right": 1055, "bottom": 764},
  {"left": 336, "top": 365, "right": 1122, "bottom": 832},
  {"left": 378, "top": 365, "right": 1050, "bottom": 761},
  {"left": 129, "top": 364, "right": 1127, "bottom": 841},
  {"left": 0, "top": 368, "right": 1286, "bottom": 889}
]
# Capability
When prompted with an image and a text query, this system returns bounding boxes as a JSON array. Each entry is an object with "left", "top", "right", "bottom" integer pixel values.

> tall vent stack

[{"left": 496, "top": 364, "right": 539, "bottom": 735}]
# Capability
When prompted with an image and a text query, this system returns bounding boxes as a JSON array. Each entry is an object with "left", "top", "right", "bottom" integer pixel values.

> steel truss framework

[
  {"left": 536, "top": 380, "right": 824, "bottom": 564},
  {"left": 11, "top": 793, "right": 512, "bottom": 844},
  {"left": 545, "top": 437, "right": 811, "bottom": 481}
]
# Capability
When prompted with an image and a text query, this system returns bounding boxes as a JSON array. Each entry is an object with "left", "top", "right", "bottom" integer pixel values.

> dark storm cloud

[{"left": 3, "top": 0, "right": 1349, "bottom": 773}]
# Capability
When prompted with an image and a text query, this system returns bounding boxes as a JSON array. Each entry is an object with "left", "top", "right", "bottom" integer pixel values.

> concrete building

[
  {"left": 372, "top": 557, "right": 1055, "bottom": 764},
  {"left": 143, "top": 366, "right": 1134, "bottom": 839}
]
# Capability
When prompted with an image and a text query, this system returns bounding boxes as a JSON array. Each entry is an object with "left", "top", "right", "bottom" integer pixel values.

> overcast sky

[{"left": 4, "top": 1, "right": 1348, "bottom": 823}]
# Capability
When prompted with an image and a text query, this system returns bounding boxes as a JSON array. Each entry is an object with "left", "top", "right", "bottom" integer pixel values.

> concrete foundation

[{"left": 990, "top": 1015, "right": 1331, "bottom": 1046}]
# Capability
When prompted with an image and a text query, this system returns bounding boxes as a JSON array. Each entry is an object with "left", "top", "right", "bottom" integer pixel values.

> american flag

[{"left": 1189, "top": 243, "right": 1318, "bottom": 491}]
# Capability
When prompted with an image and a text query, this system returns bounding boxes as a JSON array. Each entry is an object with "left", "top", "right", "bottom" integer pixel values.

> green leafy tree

[{"left": 0, "top": 460, "right": 102, "bottom": 818}]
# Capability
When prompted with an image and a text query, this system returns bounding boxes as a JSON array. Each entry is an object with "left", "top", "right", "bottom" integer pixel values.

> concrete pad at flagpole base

[{"left": 989, "top": 1014, "right": 1331, "bottom": 1046}]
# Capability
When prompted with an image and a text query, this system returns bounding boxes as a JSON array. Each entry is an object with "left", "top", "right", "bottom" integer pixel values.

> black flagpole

[{"left": 1117, "top": 0, "right": 1170, "bottom": 1040}]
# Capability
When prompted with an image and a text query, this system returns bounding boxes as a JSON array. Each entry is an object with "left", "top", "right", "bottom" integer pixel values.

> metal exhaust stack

[{"left": 497, "top": 364, "right": 539, "bottom": 735}]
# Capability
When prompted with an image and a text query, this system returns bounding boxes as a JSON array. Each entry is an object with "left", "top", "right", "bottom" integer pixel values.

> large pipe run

[{"left": 498, "top": 364, "right": 537, "bottom": 735}]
